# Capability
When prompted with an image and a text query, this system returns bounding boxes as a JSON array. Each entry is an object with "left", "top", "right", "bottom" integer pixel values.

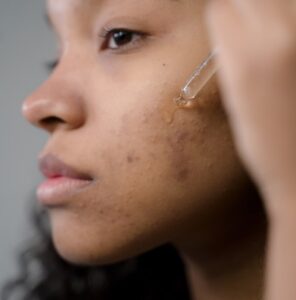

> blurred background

[{"left": 0, "top": 0, "right": 56, "bottom": 287}]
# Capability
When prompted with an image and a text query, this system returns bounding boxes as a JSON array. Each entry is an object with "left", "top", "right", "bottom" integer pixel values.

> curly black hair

[{"left": 1, "top": 201, "right": 190, "bottom": 300}]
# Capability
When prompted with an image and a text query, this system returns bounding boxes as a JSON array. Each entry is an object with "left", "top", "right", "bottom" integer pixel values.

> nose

[{"left": 22, "top": 72, "right": 86, "bottom": 133}]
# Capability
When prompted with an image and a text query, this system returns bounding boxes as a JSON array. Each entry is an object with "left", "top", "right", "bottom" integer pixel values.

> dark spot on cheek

[
  {"left": 176, "top": 131, "right": 190, "bottom": 144},
  {"left": 162, "top": 63, "right": 166, "bottom": 67},
  {"left": 127, "top": 155, "right": 134, "bottom": 163},
  {"left": 176, "top": 168, "right": 190, "bottom": 182},
  {"left": 166, "top": 131, "right": 191, "bottom": 153},
  {"left": 127, "top": 153, "right": 140, "bottom": 163}
]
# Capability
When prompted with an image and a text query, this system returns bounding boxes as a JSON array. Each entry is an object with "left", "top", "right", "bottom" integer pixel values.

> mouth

[{"left": 37, "top": 154, "right": 94, "bottom": 207}]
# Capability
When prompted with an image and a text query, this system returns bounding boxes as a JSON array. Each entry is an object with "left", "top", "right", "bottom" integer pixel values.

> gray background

[{"left": 0, "top": 0, "right": 56, "bottom": 286}]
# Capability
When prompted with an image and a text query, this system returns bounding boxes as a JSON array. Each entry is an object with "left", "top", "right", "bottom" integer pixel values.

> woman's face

[{"left": 23, "top": 0, "right": 249, "bottom": 265}]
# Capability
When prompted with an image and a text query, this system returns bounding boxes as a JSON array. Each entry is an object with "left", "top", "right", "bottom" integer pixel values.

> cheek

[
  {"left": 87, "top": 63, "right": 239, "bottom": 212},
  {"left": 49, "top": 90, "right": 247, "bottom": 266},
  {"left": 102, "top": 104, "right": 203, "bottom": 189},
  {"left": 88, "top": 73, "right": 227, "bottom": 191},
  {"left": 52, "top": 57, "right": 247, "bottom": 265}
]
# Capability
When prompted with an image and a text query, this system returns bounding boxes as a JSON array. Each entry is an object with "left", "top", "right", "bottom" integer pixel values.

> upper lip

[{"left": 39, "top": 154, "right": 92, "bottom": 180}]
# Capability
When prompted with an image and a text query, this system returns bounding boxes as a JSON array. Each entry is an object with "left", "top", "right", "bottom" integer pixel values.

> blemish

[
  {"left": 176, "top": 131, "right": 190, "bottom": 144},
  {"left": 127, "top": 153, "right": 140, "bottom": 163},
  {"left": 127, "top": 155, "right": 134, "bottom": 163},
  {"left": 166, "top": 131, "right": 190, "bottom": 152},
  {"left": 177, "top": 168, "right": 190, "bottom": 182}
]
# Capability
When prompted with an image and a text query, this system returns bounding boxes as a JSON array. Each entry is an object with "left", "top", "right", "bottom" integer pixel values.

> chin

[
  {"left": 48, "top": 201, "right": 170, "bottom": 266},
  {"left": 50, "top": 218, "right": 162, "bottom": 267},
  {"left": 52, "top": 232, "right": 132, "bottom": 266}
]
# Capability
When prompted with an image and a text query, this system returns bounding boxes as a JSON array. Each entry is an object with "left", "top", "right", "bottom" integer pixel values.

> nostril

[
  {"left": 39, "top": 116, "right": 65, "bottom": 132},
  {"left": 22, "top": 86, "right": 86, "bottom": 132}
]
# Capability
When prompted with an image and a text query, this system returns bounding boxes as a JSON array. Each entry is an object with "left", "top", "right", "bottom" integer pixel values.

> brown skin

[
  {"left": 23, "top": 0, "right": 296, "bottom": 299},
  {"left": 23, "top": 0, "right": 248, "bottom": 264}
]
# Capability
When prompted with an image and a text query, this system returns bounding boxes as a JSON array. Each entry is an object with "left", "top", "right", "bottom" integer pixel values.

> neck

[{"left": 176, "top": 189, "right": 267, "bottom": 300}]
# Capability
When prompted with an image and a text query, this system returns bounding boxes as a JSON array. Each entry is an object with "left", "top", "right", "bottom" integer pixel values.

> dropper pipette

[{"left": 175, "top": 49, "right": 218, "bottom": 107}]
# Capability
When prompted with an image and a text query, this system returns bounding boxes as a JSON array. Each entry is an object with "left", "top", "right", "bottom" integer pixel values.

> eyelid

[
  {"left": 99, "top": 27, "right": 149, "bottom": 52},
  {"left": 45, "top": 28, "right": 147, "bottom": 73}
]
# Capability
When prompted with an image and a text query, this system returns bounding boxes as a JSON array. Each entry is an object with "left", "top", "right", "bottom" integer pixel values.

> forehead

[
  {"left": 46, "top": 0, "right": 184, "bottom": 33},
  {"left": 47, "top": 0, "right": 181, "bottom": 13}
]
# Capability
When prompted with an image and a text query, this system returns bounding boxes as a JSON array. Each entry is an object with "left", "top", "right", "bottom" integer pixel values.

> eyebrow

[{"left": 44, "top": 0, "right": 182, "bottom": 26}]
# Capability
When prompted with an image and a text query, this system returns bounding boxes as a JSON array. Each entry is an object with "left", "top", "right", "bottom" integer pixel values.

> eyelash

[
  {"left": 46, "top": 28, "right": 148, "bottom": 72},
  {"left": 100, "top": 27, "right": 148, "bottom": 51}
]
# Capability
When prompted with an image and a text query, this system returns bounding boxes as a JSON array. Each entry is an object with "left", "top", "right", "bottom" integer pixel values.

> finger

[
  {"left": 205, "top": 0, "right": 251, "bottom": 113},
  {"left": 205, "top": 0, "right": 251, "bottom": 75},
  {"left": 205, "top": 0, "right": 247, "bottom": 51},
  {"left": 232, "top": 0, "right": 296, "bottom": 24},
  {"left": 227, "top": 0, "right": 296, "bottom": 61}
]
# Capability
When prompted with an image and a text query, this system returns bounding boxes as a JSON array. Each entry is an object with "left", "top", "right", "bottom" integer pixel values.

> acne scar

[
  {"left": 127, "top": 153, "right": 140, "bottom": 163},
  {"left": 175, "top": 131, "right": 190, "bottom": 144},
  {"left": 127, "top": 155, "right": 134, "bottom": 163},
  {"left": 176, "top": 168, "right": 190, "bottom": 182}
]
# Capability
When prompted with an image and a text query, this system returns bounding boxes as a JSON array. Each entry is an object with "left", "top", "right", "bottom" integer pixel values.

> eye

[{"left": 101, "top": 28, "right": 148, "bottom": 51}]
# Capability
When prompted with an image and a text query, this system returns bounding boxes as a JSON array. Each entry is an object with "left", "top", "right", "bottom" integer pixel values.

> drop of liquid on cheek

[
  {"left": 157, "top": 76, "right": 200, "bottom": 124},
  {"left": 174, "top": 95, "right": 201, "bottom": 109},
  {"left": 162, "top": 105, "right": 178, "bottom": 124},
  {"left": 161, "top": 96, "right": 200, "bottom": 124},
  {"left": 158, "top": 89, "right": 179, "bottom": 124}
]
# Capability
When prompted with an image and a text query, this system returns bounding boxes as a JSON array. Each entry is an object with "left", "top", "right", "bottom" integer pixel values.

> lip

[{"left": 37, "top": 154, "right": 93, "bottom": 206}]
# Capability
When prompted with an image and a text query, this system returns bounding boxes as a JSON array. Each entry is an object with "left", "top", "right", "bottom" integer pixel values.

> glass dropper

[{"left": 175, "top": 49, "right": 218, "bottom": 107}]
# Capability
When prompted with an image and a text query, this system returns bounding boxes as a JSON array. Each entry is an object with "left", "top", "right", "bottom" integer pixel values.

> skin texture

[
  {"left": 22, "top": 0, "right": 296, "bottom": 299},
  {"left": 23, "top": 0, "right": 251, "bottom": 266}
]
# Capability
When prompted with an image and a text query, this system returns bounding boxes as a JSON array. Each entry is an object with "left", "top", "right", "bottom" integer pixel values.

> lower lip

[{"left": 37, "top": 177, "right": 93, "bottom": 206}]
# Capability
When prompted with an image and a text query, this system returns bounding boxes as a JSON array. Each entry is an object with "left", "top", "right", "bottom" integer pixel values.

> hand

[
  {"left": 205, "top": 2, "right": 296, "bottom": 299},
  {"left": 205, "top": 0, "right": 296, "bottom": 216}
]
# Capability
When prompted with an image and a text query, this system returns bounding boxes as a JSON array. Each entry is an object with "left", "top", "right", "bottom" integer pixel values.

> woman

[{"left": 3, "top": 0, "right": 296, "bottom": 299}]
